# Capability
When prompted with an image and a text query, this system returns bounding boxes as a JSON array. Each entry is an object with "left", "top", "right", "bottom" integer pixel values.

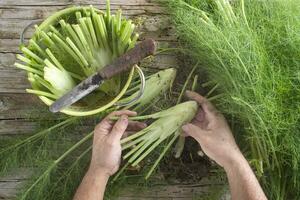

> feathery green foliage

[{"left": 166, "top": 0, "right": 300, "bottom": 199}]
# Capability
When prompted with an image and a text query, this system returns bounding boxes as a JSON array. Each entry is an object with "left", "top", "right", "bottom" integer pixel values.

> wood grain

[
  {"left": 0, "top": 0, "right": 160, "bottom": 6},
  {"left": 0, "top": 119, "right": 38, "bottom": 135},
  {"left": 0, "top": 168, "right": 229, "bottom": 200},
  {"left": 0, "top": 93, "right": 51, "bottom": 119},
  {"left": 0, "top": 15, "right": 174, "bottom": 41}
]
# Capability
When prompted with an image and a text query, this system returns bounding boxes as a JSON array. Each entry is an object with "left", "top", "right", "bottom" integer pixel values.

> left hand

[
  {"left": 89, "top": 110, "right": 146, "bottom": 176},
  {"left": 182, "top": 91, "right": 242, "bottom": 169}
]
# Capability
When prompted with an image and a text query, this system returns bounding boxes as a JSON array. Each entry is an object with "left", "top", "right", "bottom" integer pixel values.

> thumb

[
  {"left": 182, "top": 123, "right": 208, "bottom": 142},
  {"left": 109, "top": 115, "right": 129, "bottom": 142}
]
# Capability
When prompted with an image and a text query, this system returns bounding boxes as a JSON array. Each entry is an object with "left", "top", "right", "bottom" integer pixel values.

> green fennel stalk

[{"left": 166, "top": 0, "right": 300, "bottom": 199}]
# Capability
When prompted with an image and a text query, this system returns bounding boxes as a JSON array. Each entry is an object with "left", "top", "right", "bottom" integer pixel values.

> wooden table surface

[{"left": 0, "top": 0, "right": 229, "bottom": 199}]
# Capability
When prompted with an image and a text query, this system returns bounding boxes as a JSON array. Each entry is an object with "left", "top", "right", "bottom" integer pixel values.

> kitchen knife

[{"left": 49, "top": 39, "right": 156, "bottom": 113}]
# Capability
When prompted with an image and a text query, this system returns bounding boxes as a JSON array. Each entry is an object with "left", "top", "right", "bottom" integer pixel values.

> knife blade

[{"left": 49, "top": 39, "right": 156, "bottom": 113}]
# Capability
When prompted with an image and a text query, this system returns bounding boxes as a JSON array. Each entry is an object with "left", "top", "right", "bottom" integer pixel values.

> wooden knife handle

[{"left": 99, "top": 39, "right": 156, "bottom": 79}]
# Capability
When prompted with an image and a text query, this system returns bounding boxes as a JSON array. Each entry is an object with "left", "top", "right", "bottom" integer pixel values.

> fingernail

[{"left": 142, "top": 123, "right": 147, "bottom": 128}]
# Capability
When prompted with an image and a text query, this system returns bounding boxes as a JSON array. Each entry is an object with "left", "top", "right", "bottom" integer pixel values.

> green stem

[
  {"left": 16, "top": 54, "right": 42, "bottom": 69},
  {"left": 26, "top": 89, "right": 58, "bottom": 99},
  {"left": 39, "top": 30, "right": 55, "bottom": 47},
  {"left": 91, "top": 12, "right": 104, "bottom": 48},
  {"left": 128, "top": 135, "right": 158, "bottom": 164},
  {"left": 72, "top": 24, "right": 93, "bottom": 60},
  {"left": 95, "top": 14, "right": 109, "bottom": 50},
  {"left": 15, "top": 63, "right": 43, "bottom": 76},
  {"left": 176, "top": 62, "right": 199, "bottom": 104},
  {"left": 0, "top": 118, "right": 75, "bottom": 156},
  {"left": 45, "top": 48, "right": 64, "bottom": 71},
  {"left": 86, "top": 17, "right": 99, "bottom": 49},
  {"left": 192, "top": 75, "right": 198, "bottom": 90},
  {"left": 65, "top": 23, "right": 86, "bottom": 53},
  {"left": 145, "top": 130, "right": 181, "bottom": 179},
  {"left": 131, "top": 137, "right": 163, "bottom": 166},
  {"left": 55, "top": 131, "right": 93, "bottom": 164},
  {"left": 207, "top": 93, "right": 224, "bottom": 101},
  {"left": 51, "top": 33, "right": 85, "bottom": 68},
  {"left": 240, "top": 0, "right": 250, "bottom": 29},
  {"left": 106, "top": 0, "right": 111, "bottom": 26},
  {"left": 174, "top": 62, "right": 198, "bottom": 158},
  {"left": 128, "top": 33, "right": 139, "bottom": 50},
  {"left": 20, "top": 131, "right": 93, "bottom": 200},
  {"left": 29, "top": 39, "right": 47, "bottom": 58},
  {"left": 21, "top": 47, "right": 44, "bottom": 64},
  {"left": 205, "top": 83, "right": 219, "bottom": 98},
  {"left": 49, "top": 25, "right": 64, "bottom": 40},
  {"left": 112, "top": 162, "right": 130, "bottom": 182},
  {"left": 121, "top": 133, "right": 150, "bottom": 150},
  {"left": 53, "top": 145, "right": 92, "bottom": 188},
  {"left": 79, "top": 18, "right": 95, "bottom": 50},
  {"left": 32, "top": 74, "right": 59, "bottom": 95},
  {"left": 65, "top": 37, "right": 89, "bottom": 73},
  {"left": 123, "top": 139, "right": 148, "bottom": 160}
]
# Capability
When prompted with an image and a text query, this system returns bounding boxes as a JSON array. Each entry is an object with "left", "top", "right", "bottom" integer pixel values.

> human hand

[
  {"left": 90, "top": 110, "right": 146, "bottom": 177},
  {"left": 182, "top": 91, "right": 243, "bottom": 169}
]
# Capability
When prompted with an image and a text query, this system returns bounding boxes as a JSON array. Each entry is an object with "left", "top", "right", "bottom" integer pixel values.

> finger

[
  {"left": 186, "top": 90, "right": 206, "bottom": 104},
  {"left": 127, "top": 121, "right": 147, "bottom": 131},
  {"left": 109, "top": 115, "right": 129, "bottom": 141},
  {"left": 186, "top": 91, "right": 218, "bottom": 120},
  {"left": 186, "top": 91, "right": 217, "bottom": 113},
  {"left": 95, "top": 110, "right": 136, "bottom": 134},
  {"left": 108, "top": 110, "right": 137, "bottom": 118},
  {"left": 94, "top": 117, "right": 114, "bottom": 135},
  {"left": 182, "top": 123, "right": 208, "bottom": 142}
]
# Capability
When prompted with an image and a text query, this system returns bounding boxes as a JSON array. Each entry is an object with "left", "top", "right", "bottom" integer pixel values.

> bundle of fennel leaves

[{"left": 165, "top": 0, "right": 300, "bottom": 199}]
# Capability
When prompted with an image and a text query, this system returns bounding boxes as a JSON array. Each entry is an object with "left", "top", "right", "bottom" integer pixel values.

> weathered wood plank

[
  {"left": 0, "top": 0, "right": 158, "bottom": 7},
  {"left": 116, "top": 178, "right": 228, "bottom": 200},
  {"left": 0, "top": 0, "right": 160, "bottom": 6},
  {"left": 0, "top": 118, "right": 97, "bottom": 135},
  {"left": 0, "top": 39, "right": 20, "bottom": 53},
  {"left": 0, "top": 168, "right": 31, "bottom": 200},
  {"left": 0, "top": 5, "right": 165, "bottom": 20},
  {"left": 0, "top": 69, "right": 30, "bottom": 93},
  {"left": 0, "top": 167, "right": 228, "bottom": 200},
  {"left": 0, "top": 15, "right": 175, "bottom": 41},
  {"left": 0, "top": 93, "right": 51, "bottom": 119},
  {"left": 0, "top": 53, "right": 16, "bottom": 67},
  {"left": 0, "top": 119, "right": 39, "bottom": 135}
]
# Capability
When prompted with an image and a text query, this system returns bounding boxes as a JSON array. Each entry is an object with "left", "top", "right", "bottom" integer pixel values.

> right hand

[
  {"left": 90, "top": 110, "right": 146, "bottom": 176},
  {"left": 182, "top": 91, "right": 243, "bottom": 169}
]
